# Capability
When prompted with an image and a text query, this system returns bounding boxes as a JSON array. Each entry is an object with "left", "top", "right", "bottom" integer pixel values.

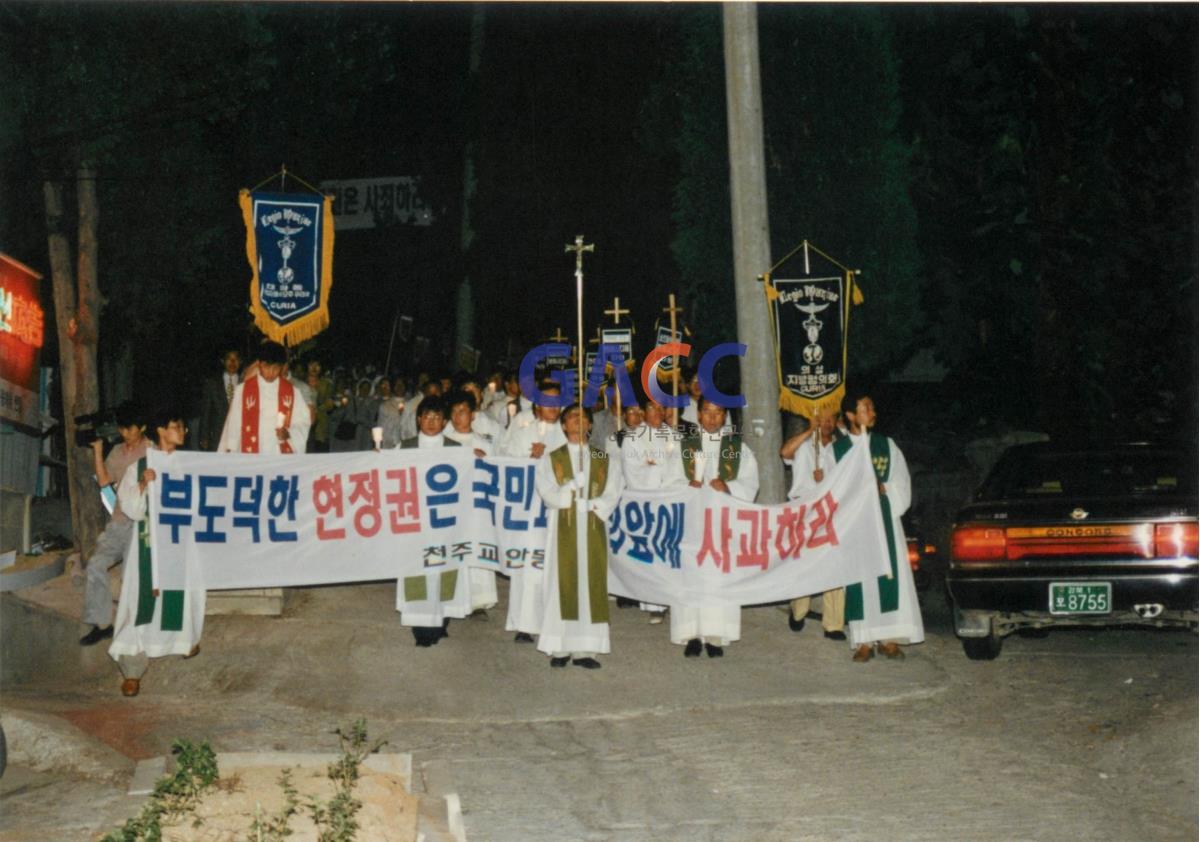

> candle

[
  {"left": 536, "top": 420, "right": 547, "bottom": 439},
  {"left": 276, "top": 411, "right": 287, "bottom": 430},
  {"left": 371, "top": 426, "right": 383, "bottom": 448},
  {"left": 693, "top": 452, "right": 706, "bottom": 482}
]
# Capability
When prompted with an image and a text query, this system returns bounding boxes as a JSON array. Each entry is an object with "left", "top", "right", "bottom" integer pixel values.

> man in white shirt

[{"left": 779, "top": 406, "right": 847, "bottom": 641}]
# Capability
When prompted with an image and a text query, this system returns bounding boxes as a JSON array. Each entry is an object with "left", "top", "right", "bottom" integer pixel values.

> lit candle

[{"left": 371, "top": 426, "right": 383, "bottom": 449}]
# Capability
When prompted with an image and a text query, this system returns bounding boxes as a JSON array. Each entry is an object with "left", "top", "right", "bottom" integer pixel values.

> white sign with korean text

[{"left": 607, "top": 441, "right": 891, "bottom": 606}]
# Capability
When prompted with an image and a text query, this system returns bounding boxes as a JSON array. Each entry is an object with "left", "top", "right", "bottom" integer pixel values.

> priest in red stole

[{"left": 218, "top": 341, "right": 311, "bottom": 455}]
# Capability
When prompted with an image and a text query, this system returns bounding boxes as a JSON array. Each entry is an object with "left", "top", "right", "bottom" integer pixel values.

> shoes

[
  {"left": 80, "top": 625, "right": 113, "bottom": 646},
  {"left": 121, "top": 678, "right": 140, "bottom": 697},
  {"left": 704, "top": 643, "right": 724, "bottom": 658},
  {"left": 514, "top": 632, "right": 535, "bottom": 643},
  {"left": 788, "top": 615, "right": 806, "bottom": 633},
  {"left": 823, "top": 630, "right": 847, "bottom": 641},
  {"left": 550, "top": 656, "right": 570, "bottom": 668},
  {"left": 852, "top": 644, "right": 874, "bottom": 663},
  {"left": 184, "top": 644, "right": 201, "bottom": 659},
  {"left": 572, "top": 657, "right": 602, "bottom": 670},
  {"left": 469, "top": 609, "right": 489, "bottom": 620},
  {"left": 683, "top": 638, "right": 703, "bottom": 658},
  {"left": 877, "top": 642, "right": 905, "bottom": 660},
  {"left": 413, "top": 627, "right": 441, "bottom": 647},
  {"left": 648, "top": 611, "right": 665, "bottom": 625}
]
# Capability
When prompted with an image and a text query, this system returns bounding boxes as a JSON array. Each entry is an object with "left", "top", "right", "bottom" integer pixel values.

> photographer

[{"left": 79, "top": 402, "right": 149, "bottom": 646}]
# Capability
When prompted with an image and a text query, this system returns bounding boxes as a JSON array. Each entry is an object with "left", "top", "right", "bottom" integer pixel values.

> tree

[
  {"left": 896, "top": 5, "right": 1197, "bottom": 436},
  {"left": 1, "top": 3, "right": 273, "bottom": 555},
  {"left": 645, "top": 7, "right": 922, "bottom": 387}
]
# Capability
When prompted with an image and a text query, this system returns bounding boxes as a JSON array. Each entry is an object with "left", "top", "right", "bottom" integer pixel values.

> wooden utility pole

[
  {"left": 723, "top": 2, "right": 784, "bottom": 502},
  {"left": 44, "top": 166, "right": 106, "bottom": 559}
]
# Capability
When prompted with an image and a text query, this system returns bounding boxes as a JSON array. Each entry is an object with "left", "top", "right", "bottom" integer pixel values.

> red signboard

[{"left": 0, "top": 252, "right": 44, "bottom": 428}]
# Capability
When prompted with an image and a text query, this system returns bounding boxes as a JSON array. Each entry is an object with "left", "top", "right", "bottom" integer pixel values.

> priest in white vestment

[
  {"left": 496, "top": 386, "right": 567, "bottom": 642},
  {"left": 833, "top": 396, "right": 924, "bottom": 662},
  {"left": 672, "top": 398, "right": 759, "bottom": 657},
  {"left": 780, "top": 406, "right": 847, "bottom": 641},
  {"left": 534, "top": 404, "right": 624, "bottom": 669},
  {"left": 445, "top": 390, "right": 499, "bottom": 613},
  {"left": 109, "top": 408, "right": 205, "bottom": 697},
  {"left": 618, "top": 399, "right": 688, "bottom": 621},
  {"left": 396, "top": 397, "right": 472, "bottom": 645}
]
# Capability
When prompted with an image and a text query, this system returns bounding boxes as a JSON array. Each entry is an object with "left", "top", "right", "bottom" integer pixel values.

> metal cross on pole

[
  {"left": 550, "top": 326, "right": 568, "bottom": 343},
  {"left": 565, "top": 235, "right": 594, "bottom": 482}
]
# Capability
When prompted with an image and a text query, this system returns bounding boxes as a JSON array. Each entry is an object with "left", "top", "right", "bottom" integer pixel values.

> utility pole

[
  {"left": 723, "top": 2, "right": 783, "bottom": 502},
  {"left": 456, "top": 5, "right": 486, "bottom": 368}
]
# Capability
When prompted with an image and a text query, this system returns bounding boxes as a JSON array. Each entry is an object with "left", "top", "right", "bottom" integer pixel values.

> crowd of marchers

[{"left": 77, "top": 339, "right": 923, "bottom": 696}]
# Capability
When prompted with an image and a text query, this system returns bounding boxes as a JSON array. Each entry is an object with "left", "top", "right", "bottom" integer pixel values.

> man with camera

[{"left": 79, "top": 402, "right": 149, "bottom": 647}]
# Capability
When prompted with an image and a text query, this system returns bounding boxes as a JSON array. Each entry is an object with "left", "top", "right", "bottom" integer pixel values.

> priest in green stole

[
  {"left": 109, "top": 407, "right": 206, "bottom": 697},
  {"left": 672, "top": 397, "right": 760, "bottom": 658},
  {"left": 396, "top": 396, "right": 472, "bottom": 647},
  {"left": 534, "top": 404, "right": 625, "bottom": 669},
  {"left": 832, "top": 396, "right": 924, "bottom": 662}
]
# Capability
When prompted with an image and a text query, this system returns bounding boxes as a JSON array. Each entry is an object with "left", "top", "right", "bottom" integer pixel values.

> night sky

[{"left": 1, "top": 2, "right": 1196, "bottom": 437}]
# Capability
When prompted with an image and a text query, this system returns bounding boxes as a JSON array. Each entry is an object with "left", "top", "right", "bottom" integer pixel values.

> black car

[{"left": 946, "top": 441, "right": 1197, "bottom": 660}]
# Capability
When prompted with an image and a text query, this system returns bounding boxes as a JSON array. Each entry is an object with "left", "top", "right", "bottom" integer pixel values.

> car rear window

[{"left": 980, "top": 450, "right": 1197, "bottom": 500}]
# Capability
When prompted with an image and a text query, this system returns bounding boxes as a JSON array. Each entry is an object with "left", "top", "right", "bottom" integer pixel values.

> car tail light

[
  {"left": 1004, "top": 524, "right": 1154, "bottom": 560},
  {"left": 1154, "top": 522, "right": 1199, "bottom": 559},
  {"left": 953, "top": 527, "right": 1006, "bottom": 561}
]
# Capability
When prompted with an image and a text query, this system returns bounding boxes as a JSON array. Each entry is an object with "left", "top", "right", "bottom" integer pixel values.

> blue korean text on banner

[{"left": 239, "top": 189, "right": 335, "bottom": 345}]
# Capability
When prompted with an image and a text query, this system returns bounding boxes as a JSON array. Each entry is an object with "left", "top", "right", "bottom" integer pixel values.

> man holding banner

[
  {"left": 108, "top": 406, "right": 205, "bottom": 697},
  {"left": 398, "top": 397, "right": 472, "bottom": 646},
  {"left": 671, "top": 397, "right": 759, "bottom": 658},
  {"left": 833, "top": 396, "right": 924, "bottom": 662},
  {"left": 218, "top": 341, "right": 311, "bottom": 456},
  {"left": 780, "top": 406, "right": 847, "bottom": 641},
  {"left": 534, "top": 404, "right": 624, "bottom": 669}
]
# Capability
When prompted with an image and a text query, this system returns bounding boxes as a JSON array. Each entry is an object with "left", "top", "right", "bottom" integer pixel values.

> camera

[{"left": 74, "top": 401, "right": 143, "bottom": 447}]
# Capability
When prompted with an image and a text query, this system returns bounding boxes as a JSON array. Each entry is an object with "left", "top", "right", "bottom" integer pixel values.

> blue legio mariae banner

[{"left": 239, "top": 189, "right": 334, "bottom": 345}]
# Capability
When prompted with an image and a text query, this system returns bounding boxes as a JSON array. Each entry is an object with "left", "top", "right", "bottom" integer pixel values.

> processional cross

[
  {"left": 564, "top": 235, "right": 595, "bottom": 482},
  {"left": 663, "top": 293, "right": 684, "bottom": 400}
]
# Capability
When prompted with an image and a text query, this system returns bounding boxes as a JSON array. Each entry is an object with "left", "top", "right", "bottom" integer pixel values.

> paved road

[{"left": 2, "top": 579, "right": 1196, "bottom": 841}]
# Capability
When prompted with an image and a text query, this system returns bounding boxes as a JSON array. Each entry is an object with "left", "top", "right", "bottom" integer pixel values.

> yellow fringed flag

[
  {"left": 764, "top": 241, "right": 862, "bottom": 420},
  {"left": 239, "top": 189, "right": 335, "bottom": 346}
]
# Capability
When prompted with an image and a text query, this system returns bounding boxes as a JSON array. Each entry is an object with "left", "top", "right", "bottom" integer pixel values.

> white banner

[
  {"left": 607, "top": 440, "right": 890, "bottom": 605},
  {"left": 147, "top": 449, "right": 547, "bottom": 590},
  {"left": 146, "top": 444, "right": 890, "bottom": 606}
]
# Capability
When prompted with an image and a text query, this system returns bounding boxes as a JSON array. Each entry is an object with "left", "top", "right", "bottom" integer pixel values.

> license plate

[{"left": 1049, "top": 582, "right": 1112, "bottom": 615}]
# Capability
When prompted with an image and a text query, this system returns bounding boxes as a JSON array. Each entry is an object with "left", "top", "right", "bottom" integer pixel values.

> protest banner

[{"left": 144, "top": 444, "right": 890, "bottom": 611}]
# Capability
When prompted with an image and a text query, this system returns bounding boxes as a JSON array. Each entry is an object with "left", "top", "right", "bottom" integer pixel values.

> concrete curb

[{"left": 0, "top": 708, "right": 134, "bottom": 783}]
